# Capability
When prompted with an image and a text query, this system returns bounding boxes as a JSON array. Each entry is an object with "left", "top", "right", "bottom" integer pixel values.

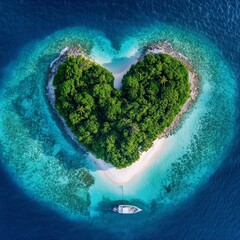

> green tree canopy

[{"left": 53, "top": 53, "right": 190, "bottom": 168}]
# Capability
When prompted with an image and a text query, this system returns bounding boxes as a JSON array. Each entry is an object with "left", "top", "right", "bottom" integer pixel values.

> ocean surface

[{"left": 0, "top": 0, "right": 240, "bottom": 239}]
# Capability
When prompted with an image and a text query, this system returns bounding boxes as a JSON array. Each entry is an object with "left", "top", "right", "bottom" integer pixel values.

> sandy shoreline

[
  {"left": 102, "top": 52, "right": 141, "bottom": 89},
  {"left": 88, "top": 138, "right": 167, "bottom": 185},
  {"left": 46, "top": 42, "right": 199, "bottom": 185}
]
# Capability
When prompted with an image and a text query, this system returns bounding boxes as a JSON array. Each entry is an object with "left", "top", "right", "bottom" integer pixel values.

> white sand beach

[
  {"left": 89, "top": 137, "right": 167, "bottom": 185},
  {"left": 102, "top": 53, "right": 140, "bottom": 89}
]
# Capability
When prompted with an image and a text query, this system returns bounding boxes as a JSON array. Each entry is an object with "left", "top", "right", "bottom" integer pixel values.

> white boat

[{"left": 112, "top": 205, "right": 142, "bottom": 214}]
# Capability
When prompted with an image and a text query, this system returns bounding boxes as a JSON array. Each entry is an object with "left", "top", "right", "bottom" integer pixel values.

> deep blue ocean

[{"left": 1, "top": 0, "right": 240, "bottom": 239}]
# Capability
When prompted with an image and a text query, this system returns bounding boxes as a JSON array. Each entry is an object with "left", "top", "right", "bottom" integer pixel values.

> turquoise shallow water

[{"left": 0, "top": 23, "right": 237, "bottom": 229}]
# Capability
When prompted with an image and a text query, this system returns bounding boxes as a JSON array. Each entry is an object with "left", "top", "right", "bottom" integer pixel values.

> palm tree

[
  {"left": 161, "top": 76, "right": 168, "bottom": 85},
  {"left": 77, "top": 105, "right": 85, "bottom": 114}
]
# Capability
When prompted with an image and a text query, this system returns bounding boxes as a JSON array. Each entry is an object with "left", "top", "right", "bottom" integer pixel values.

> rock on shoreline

[
  {"left": 47, "top": 47, "right": 84, "bottom": 107},
  {"left": 46, "top": 47, "right": 88, "bottom": 153}
]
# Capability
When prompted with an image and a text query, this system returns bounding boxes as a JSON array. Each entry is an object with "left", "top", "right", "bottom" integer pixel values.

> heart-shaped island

[{"left": 47, "top": 42, "right": 198, "bottom": 173}]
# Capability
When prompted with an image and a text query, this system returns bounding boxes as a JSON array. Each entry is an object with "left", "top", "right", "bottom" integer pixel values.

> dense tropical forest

[{"left": 53, "top": 53, "right": 190, "bottom": 168}]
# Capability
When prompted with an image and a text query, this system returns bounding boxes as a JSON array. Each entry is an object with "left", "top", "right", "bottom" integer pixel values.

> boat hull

[{"left": 113, "top": 205, "right": 142, "bottom": 214}]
